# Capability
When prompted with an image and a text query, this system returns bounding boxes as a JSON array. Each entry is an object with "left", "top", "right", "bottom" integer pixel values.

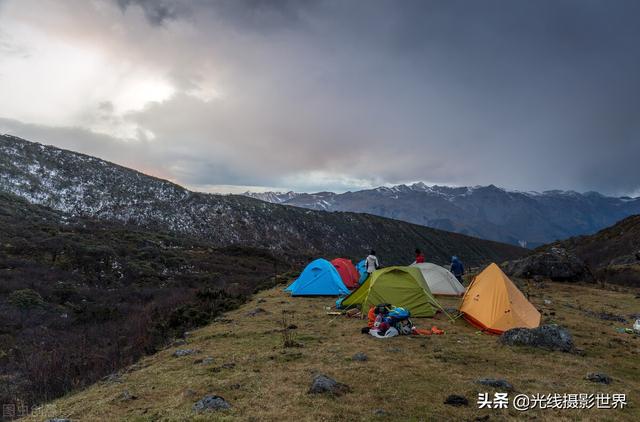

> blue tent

[
  {"left": 286, "top": 259, "right": 350, "bottom": 296},
  {"left": 356, "top": 259, "right": 369, "bottom": 285}
]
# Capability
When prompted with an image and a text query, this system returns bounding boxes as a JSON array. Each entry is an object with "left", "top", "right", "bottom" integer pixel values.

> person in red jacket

[{"left": 415, "top": 248, "right": 425, "bottom": 263}]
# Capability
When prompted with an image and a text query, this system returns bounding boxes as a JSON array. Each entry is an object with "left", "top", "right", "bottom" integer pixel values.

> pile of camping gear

[
  {"left": 363, "top": 304, "right": 445, "bottom": 338},
  {"left": 285, "top": 257, "right": 541, "bottom": 335}
]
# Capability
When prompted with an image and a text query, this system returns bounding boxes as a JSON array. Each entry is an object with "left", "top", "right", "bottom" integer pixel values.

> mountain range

[
  {"left": 0, "top": 134, "right": 525, "bottom": 266},
  {"left": 244, "top": 184, "right": 640, "bottom": 247}
]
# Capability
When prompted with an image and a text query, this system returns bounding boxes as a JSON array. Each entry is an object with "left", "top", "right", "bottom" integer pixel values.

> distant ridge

[
  {"left": 244, "top": 183, "right": 640, "bottom": 247},
  {"left": 0, "top": 134, "right": 526, "bottom": 266}
]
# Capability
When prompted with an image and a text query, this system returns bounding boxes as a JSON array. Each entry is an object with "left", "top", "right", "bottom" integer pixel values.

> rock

[
  {"left": 213, "top": 317, "right": 234, "bottom": 323},
  {"left": 102, "top": 373, "right": 122, "bottom": 383},
  {"left": 308, "top": 374, "right": 352, "bottom": 396},
  {"left": 499, "top": 325, "right": 574, "bottom": 352},
  {"left": 352, "top": 352, "right": 368, "bottom": 361},
  {"left": 373, "top": 408, "right": 387, "bottom": 416},
  {"left": 193, "top": 395, "right": 231, "bottom": 412},
  {"left": 444, "top": 394, "right": 468, "bottom": 406},
  {"left": 586, "top": 373, "right": 612, "bottom": 384},
  {"left": 504, "top": 248, "right": 590, "bottom": 281},
  {"left": 584, "top": 310, "right": 626, "bottom": 323},
  {"left": 172, "top": 339, "right": 187, "bottom": 346},
  {"left": 194, "top": 357, "right": 214, "bottom": 365},
  {"left": 173, "top": 349, "right": 198, "bottom": 357},
  {"left": 476, "top": 378, "right": 514, "bottom": 391},
  {"left": 287, "top": 324, "right": 298, "bottom": 330},
  {"left": 246, "top": 307, "right": 269, "bottom": 317},
  {"left": 211, "top": 362, "right": 236, "bottom": 373},
  {"left": 119, "top": 390, "right": 137, "bottom": 401}
]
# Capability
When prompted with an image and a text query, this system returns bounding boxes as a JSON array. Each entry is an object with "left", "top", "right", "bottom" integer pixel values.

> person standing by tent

[
  {"left": 366, "top": 250, "right": 379, "bottom": 274},
  {"left": 450, "top": 256, "right": 464, "bottom": 284},
  {"left": 415, "top": 248, "right": 425, "bottom": 264}
]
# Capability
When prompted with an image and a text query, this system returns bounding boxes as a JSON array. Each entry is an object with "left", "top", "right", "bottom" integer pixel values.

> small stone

[
  {"left": 102, "top": 373, "right": 122, "bottom": 383},
  {"left": 444, "top": 394, "right": 468, "bottom": 406},
  {"left": 287, "top": 324, "right": 298, "bottom": 330},
  {"left": 586, "top": 373, "right": 612, "bottom": 384},
  {"left": 120, "top": 390, "right": 137, "bottom": 401},
  {"left": 194, "top": 357, "right": 214, "bottom": 365},
  {"left": 193, "top": 395, "right": 231, "bottom": 412},
  {"left": 173, "top": 339, "right": 187, "bottom": 346},
  {"left": 213, "top": 317, "right": 234, "bottom": 323},
  {"left": 229, "top": 383, "right": 241, "bottom": 390},
  {"left": 173, "top": 349, "right": 198, "bottom": 357},
  {"left": 246, "top": 307, "right": 269, "bottom": 317},
  {"left": 476, "top": 378, "right": 514, "bottom": 391},
  {"left": 352, "top": 352, "right": 368, "bottom": 361},
  {"left": 374, "top": 409, "right": 387, "bottom": 416},
  {"left": 308, "top": 374, "right": 352, "bottom": 396}
]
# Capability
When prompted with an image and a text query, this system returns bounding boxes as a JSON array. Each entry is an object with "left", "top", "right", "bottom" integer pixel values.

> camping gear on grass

[
  {"left": 370, "top": 326, "right": 399, "bottom": 338},
  {"left": 285, "top": 258, "right": 350, "bottom": 296},
  {"left": 410, "top": 263, "right": 465, "bottom": 296},
  {"left": 331, "top": 258, "right": 360, "bottom": 290},
  {"left": 459, "top": 263, "right": 540, "bottom": 334},
  {"left": 340, "top": 266, "right": 445, "bottom": 317}
]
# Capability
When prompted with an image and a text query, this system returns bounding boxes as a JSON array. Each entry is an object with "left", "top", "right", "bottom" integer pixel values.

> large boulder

[
  {"left": 504, "top": 248, "right": 590, "bottom": 281},
  {"left": 499, "top": 325, "right": 574, "bottom": 352}
]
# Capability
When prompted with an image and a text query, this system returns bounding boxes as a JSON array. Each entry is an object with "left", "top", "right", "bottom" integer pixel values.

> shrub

[{"left": 8, "top": 289, "right": 45, "bottom": 310}]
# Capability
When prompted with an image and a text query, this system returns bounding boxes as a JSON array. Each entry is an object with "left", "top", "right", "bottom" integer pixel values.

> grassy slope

[
  {"left": 25, "top": 280, "right": 640, "bottom": 422},
  {"left": 543, "top": 214, "right": 640, "bottom": 269},
  {"left": 542, "top": 214, "right": 640, "bottom": 286}
]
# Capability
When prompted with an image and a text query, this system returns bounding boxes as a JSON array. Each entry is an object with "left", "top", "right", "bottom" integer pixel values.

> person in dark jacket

[
  {"left": 450, "top": 256, "right": 464, "bottom": 283},
  {"left": 415, "top": 248, "right": 425, "bottom": 264}
]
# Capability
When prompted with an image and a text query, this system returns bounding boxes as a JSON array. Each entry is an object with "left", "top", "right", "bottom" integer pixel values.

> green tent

[{"left": 340, "top": 266, "right": 443, "bottom": 317}]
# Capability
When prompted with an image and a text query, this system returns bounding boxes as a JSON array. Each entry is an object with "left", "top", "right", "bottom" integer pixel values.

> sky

[{"left": 0, "top": 0, "right": 639, "bottom": 196}]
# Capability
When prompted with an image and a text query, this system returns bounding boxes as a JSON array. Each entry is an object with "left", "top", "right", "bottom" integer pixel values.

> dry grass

[{"left": 24, "top": 280, "right": 640, "bottom": 421}]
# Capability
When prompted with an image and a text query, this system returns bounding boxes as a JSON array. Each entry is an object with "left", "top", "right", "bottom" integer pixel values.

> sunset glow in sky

[{"left": 1, "top": 0, "right": 639, "bottom": 196}]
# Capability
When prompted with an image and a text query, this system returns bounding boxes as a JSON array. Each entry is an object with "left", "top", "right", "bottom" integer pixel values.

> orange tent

[
  {"left": 331, "top": 258, "right": 360, "bottom": 290},
  {"left": 459, "top": 263, "right": 540, "bottom": 335}
]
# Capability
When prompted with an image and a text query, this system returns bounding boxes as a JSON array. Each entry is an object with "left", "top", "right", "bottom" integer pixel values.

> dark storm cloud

[
  {"left": 116, "top": 0, "right": 184, "bottom": 25},
  {"left": 1, "top": 0, "right": 639, "bottom": 195}
]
